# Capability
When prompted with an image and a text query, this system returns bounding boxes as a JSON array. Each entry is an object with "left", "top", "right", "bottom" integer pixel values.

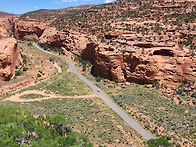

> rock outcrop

[
  {"left": 0, "top": 27, "right": 9, "bottom": 37},
  {"left": 0, "top": 15, "right": 18, "bottom": 30},
  {"left": 14, "top": 21, "right": 47, "bottom": 40},
  {"left": 12, "top": 2, "right": 196, "bottom": 89},
  {"left": 13, "top": 20, "right": 196, "bottom": 88},
  {"left": 14, "top": 22, "right": 90, "bottom": 56},
  {"left": 0, "top": 38, "right": 21, "bottom": 81},
  {"left": 88, "top": 46, "right": 196, "bottom": 88},
  {"left": 39, "top": 27, "right": 89, "bottom": 56}
]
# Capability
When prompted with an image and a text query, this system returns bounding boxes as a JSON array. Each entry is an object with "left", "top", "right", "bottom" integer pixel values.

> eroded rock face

[
  {"left": 39, "top": 27, "right": 89, "bottom": 56},
  {"left": 89, "top": 46, "right": 196, "bottom": 88},
  {"left": 93, "top": 49, "right": 157, "bottom": 84},
  {"left": 39, "top": 27, "right": 73, "bottom": 49},
  {"left": 13, "top": 20, "right": 196, "bottom": 89},
  {"left": 0, "top": 27, "right": 9, "bottom": 37},
  {"left": 0, "top": 38, "right": 21, "bottom": 81},
  {"left": 0, "top": 16, "right": 18, "bottom": 30},
  {"left": 82, "top": 42, "right": 97, "bottom": 62},
  {"left": 14, "top": 21, "right": 90, "bottom": 56},
  {"left": 39, "top": 28, "right": 91, "bottom": 56},
  {"left": 14, "top": 21, "right": 47, "bottom": 40}
]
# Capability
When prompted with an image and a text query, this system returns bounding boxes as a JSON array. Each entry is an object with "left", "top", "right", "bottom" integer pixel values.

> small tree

[
  {"left": 147, "top": 137, "right": 172, "bottom": 147},
  {"left": 96, "top": 76, "right": 102, "bottom": 82}
]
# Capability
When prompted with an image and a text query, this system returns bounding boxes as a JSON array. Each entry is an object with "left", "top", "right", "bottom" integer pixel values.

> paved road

[{"left": 33, "top": 43, "right": 156, "bottom": 141}]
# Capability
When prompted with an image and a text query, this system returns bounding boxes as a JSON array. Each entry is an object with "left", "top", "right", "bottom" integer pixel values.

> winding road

[{"left": 33, "top": 43, "right": 155, "bottom": 141}]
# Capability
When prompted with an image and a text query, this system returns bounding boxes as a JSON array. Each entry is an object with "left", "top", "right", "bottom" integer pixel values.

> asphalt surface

[{"left": 33, "top": 43, "right": 156, "bottom": 141}]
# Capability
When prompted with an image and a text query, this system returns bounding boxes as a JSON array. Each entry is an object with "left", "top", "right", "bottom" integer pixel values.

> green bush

[
  {"left": 147, "top": 137, "right": 172, "bottom": 147},
  {"left": 96, "top": 76, "right": 102, "bottom": 82}
]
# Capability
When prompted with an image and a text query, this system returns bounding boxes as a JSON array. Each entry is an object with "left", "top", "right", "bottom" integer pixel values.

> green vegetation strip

[
  {"left": 0, "top": 105, "right": 92, "bottom": 147},
  {"left": 22, "top": 71, "right": 93, "bottom": 96},
  {"left": 20, "top": 94, "right": 45, "bottom": 99},
  {"left": 93, "top": 79, "right": 196, "bottom": 145},
  {"left": 1, "top": 98, "right": 144, "bottom": 146}
]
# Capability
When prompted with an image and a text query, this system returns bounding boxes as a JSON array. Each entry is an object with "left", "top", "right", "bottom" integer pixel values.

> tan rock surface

[
  {"left": 91, "top": 46, "right": 196, "bottom": 88},
  {"left": 0, "top": 15, "right": 18, "bottom": 30},
  {"left": 0, "top": 38, "right": 21, "bottom": 81},
  {"left": 39, "top": 27, "right": 89, "bottom": 56},
  {"left": 14, "top": 21, "right": 47, "bottom": 40},
  {"left": 0, "top": 27, "right": 9, "bottom": 37}
]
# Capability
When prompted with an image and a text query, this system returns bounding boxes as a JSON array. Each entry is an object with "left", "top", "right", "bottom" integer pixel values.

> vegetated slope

[
  {"left": 0, "top": 11, "right": 15, "bottom": 17},
  {"left": 0, "top": 105, "right": 92, "bottom": 147},
  {"left": 0, "top": 41, "right": 145, "bottom": 146},
  {"left": 16, "top": 0, "right": 196, "bottom": 89},
  {"left": 91, "top": 77, "right": 196, "bottom": 146},
  {"left": 1, "top": 98, "right": 145, "bottom": 146},
  {"left": 19, "top": 5, "right": 95, "bottom": 23}
]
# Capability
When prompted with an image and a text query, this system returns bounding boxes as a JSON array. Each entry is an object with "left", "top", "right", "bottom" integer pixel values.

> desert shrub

[
  {"left": 74, "top": 57, "right": 92, "bottom": 72},
  {"left": 147, "top": 137, "right": 172, "bottom": 147},
  {"left": 49, "top": 56, "right": 55, "bottom": 62},
  {"left": 191, "top": 92, "right": 196, "bottom": 98},
  {"left": 96, "top": 76, "right": 102, "bottom": 82},
  {"left": 15, "top": 70, "right": 23, "bottom": 76},
  {"left": 27, "top": 42, "right": 32, "bottom": 46},
  {"left": 21, "top": 54, "right": 27, "bottom": 64}
]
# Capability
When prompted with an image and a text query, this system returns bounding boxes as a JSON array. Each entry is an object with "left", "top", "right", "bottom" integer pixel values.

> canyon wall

[
  {"left": 84, "top": 45, "right": 196, "bottom": 89},
  {"left": 0, "top": 15, "right": 18, "bottom": 30},
  {"left": 14, "top": 21, "right": 89, "bottom": 56},
  {"left": 0, "top": 38, "right": 21, "bottom": 81},
  {"left": 13, "top": 21, "right": 196, "bottom": 88},
  {"left": 14, "top": 21, "right": 47, "bottom": 40}
]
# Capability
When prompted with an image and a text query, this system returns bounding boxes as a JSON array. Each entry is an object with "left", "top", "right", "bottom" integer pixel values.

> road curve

[{"left": 33, "top": 43, "right": 156, "bottom": 141}]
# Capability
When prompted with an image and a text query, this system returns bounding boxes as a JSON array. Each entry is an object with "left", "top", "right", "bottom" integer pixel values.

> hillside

[
  {"left": 0, "top": 11, "right": 15, "bottom": 17},
  {"left": 19, "top": 4, "right": 95, "bottom": 23},
  {"left": 0, "top": 0, "right": 195, "bottom": 146},
  {"left": 16, "top": 0, "right": 196, "bottom": 89}
]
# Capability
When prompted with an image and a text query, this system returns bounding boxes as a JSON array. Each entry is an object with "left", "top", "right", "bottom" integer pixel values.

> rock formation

[
  {"left": 14, "top": 21, "right": 90, "bottom": 56},
  {"left": 11, "top": 0, "right": 196, "bottom": 89},
  {"left": 0, "top": 15, "right": 18, "bottom": 30},
  {"left": 87, "top": 45, "right": 196, "bottom": 89},
  {"left": 39, "top": 27, "right": 89, "bottom": 56},
  {"left": 14, "top": 21, "right": 47, "bottom": 40},
  {"left": 0, "top": 27, "right": 9, "bottom": 37},
  {"left": 13, "top": 20, "right": 196, "bottom": 88},
  {"left": 0, "top": 38, "right": 21, "bottom": 81}
]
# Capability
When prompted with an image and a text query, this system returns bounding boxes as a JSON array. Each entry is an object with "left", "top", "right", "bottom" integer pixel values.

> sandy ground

[
  {"left": 53, "top": 62, "right": 62, "bottom": 73},
  {"left": 2, "top": 90, "right": 97, "bottom": 102}
]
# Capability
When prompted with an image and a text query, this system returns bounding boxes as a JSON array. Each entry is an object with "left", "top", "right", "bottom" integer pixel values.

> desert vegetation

[
  {"left": 80, "top": 72, "right": 196, "bottom": 146},
  {"left": 1, "top": 0, "right": 195, "bottom": 146},
  {"left": 0, "top": 40, "right": 145, "bottom": 146},
  {"left": 0, "top": 105, "right": 92, "bottom": 146}
]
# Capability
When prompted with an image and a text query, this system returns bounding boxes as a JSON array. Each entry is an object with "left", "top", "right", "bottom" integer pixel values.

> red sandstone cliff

[
  {"left": 14, "top": 21, "right": 47, "bottom": 40},
  {"left": 12, "top": 20, "right": 196, "bottom": 88},
  {"left": 38, "top": 27, "right": 89, "bottom": 56},
  {"left": 0, "top": 27, "right": 9, "bottom": 37},
  {"left": 83, "top": 44, "right": 196, "bottom": 89},
  {"left": 14, "top": 21, "right": 90, "bottom": 56},
  {"left": 0, "top": 38, "right": 21, "bottom": 81}
]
